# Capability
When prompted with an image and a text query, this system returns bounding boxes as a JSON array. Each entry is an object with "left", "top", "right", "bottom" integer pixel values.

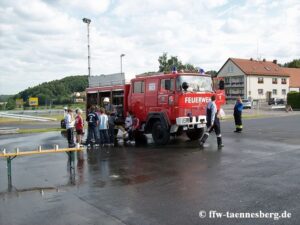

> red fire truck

[{"left": 86, "top": 72, "right": 225, "bottom": 145}]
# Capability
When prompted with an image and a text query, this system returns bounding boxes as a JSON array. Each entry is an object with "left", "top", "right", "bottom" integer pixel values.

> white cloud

[
  {"left": 58, "top": 0, "right": 111, "bottom": 15},
  {"left": 0, "top": 0, "right": 300, "bottom": 94}
]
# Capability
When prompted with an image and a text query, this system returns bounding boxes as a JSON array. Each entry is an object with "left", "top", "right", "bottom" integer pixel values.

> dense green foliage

[
  {"left": 158, "top": 53, "right": 198, "bottom": 72},
  {"left": 283, "top": 59, "right": 300, "bottom": 68},
  {"left": 6, "top": 75, "right": 88, "bottom": 109},
  {"left": 287, "top": 92, "right": 300, "bottom": 109}
]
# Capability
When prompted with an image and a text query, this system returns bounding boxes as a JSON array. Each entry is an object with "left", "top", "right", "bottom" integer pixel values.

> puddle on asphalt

[
  {"left": 111, "top": 174, "right": 153, "bottom": 186},
  {"left": 91, "top": 174, "right": 153, "bottom": 188},
  {"left": 0, "top": 186, "right": 59, "bottom": 200}
]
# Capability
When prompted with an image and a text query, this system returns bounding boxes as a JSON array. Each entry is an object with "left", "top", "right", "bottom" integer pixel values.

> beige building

[{"left": 217, "top": 58, "right": 290, "bottom": 101}]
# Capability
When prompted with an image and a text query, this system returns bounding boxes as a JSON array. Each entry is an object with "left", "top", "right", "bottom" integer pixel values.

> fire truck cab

[{"left": 86, "top": 72, "right": 225, "bottom": 145}]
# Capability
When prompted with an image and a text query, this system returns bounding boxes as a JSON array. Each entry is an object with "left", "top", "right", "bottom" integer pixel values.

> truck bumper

[{"left": 170, "top": 116, "right": 207, "bottom": 133}]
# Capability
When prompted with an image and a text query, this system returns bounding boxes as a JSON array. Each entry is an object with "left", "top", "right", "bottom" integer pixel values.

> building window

[
  {"left": 133, "top": 81, "right": 144, "bottom": 93},
  {"left": 272, "top": 89, "right": 277, "bottom": 95},
  {"left": 281, "top": 78, "right": 287, "bottom": 84},
  {"left": 225, "top": 77, "right": 230, "bottom": 85},
  {"left": 258, "top": 89, "right": 264, "bottom": 95},
  {"left": 272, "top": 78, "right": 277, "bottom": 84},
  {"left": 227, "top": 65, "right": 234, "bottom": 73},
  {"left": 282, "top": 89, "right": 286, "bottom": 95},
  {"left": 258, "top": 77, "right": 264, "bottom": 84}
]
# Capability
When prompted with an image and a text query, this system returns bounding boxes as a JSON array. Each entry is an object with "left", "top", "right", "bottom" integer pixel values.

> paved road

[{"left": 0, "top": 115, "right": 300, "bottom": 225}]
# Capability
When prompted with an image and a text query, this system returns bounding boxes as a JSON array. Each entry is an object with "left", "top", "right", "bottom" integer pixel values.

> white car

[{"left": 242, "top": 99, "right": 252, "bottom": 109}]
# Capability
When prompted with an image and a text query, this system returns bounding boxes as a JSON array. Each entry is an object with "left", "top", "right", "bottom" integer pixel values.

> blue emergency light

[
  {"left": 199, "top": 68, "right": 205, "bottom": 75},
  {"left": 172, "top": 66, "right": 177, "bottom": 74}
]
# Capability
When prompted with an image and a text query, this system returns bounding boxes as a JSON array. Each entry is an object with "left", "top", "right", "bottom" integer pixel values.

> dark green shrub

[{"left": 287, "top": 92, "right": 300, "bottom": 109}]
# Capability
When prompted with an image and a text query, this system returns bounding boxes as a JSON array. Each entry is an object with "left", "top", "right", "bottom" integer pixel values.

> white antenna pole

[{"left": 257, "top": 39, "right": 259, "bottom": 61}]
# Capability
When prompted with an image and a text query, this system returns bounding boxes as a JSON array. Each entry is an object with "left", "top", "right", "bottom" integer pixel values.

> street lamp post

[
  {"left": 82, "top": 18, "right": 91, "bottom": 76},
  {"left": 120, "top": 54, "right": 125, "bottom": 75}
]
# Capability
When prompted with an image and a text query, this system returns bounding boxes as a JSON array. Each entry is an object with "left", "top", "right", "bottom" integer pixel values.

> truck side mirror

[{"left": 219, "top": 80, "right": 224, "bottom": 90}]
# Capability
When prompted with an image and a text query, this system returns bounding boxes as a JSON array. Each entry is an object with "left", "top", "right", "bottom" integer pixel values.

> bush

[{"left": 287, "top": 92, "right": 300, "bottom": 109}]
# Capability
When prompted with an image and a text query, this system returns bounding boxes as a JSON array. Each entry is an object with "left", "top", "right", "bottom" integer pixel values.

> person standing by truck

[
  {"left": 199, "top": 95, "right": 224, "bottom": 149},
  {"left": 65, "top": 108, "right": 75, "bottom": 148},
  {"left": 108, "top": 110, "right": 116, "bottom": 146},
  {"left": 125, "top": 111, "right": 133, "bottom": 143},
  {"left": 86, "top": 105, "right": 99, "bottom": 146},
  {"left": 131, "top": 113, "right": 140, "bottom": 143},
  {"left": 75, "top": 108, "right": 84, "bottom": 145},
  {"left": 233, "top": 96, "right": 243, "bottom": 133},
  {"left": 99, "top": 108, "right": 109, "bottom": 146}
]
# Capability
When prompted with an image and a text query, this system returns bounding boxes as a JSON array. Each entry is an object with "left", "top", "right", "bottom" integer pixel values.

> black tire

[
  {"left": 152, "top": 121, "right": 170, "bottom": 145},
  {"left": 186, "top": 128, "right": 204, "bottom": 140}
]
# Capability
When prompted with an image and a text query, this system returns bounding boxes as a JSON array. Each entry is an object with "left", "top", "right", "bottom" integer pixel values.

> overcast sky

[{"left": 0, "top": 0, "right": 299, "bottom": 94}]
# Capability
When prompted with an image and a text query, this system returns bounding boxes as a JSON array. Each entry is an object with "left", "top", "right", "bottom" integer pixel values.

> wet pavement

[{"left": 1, "top": 115, "right": 300, "bottom": 225}]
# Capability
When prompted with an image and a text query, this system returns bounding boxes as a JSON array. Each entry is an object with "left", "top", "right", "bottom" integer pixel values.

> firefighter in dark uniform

[
  {"left": 199, "top": 95, "right": 224, "bottom": 149},
  {"left": 234, "top": 97, "right": 243, "bottom": 133}
]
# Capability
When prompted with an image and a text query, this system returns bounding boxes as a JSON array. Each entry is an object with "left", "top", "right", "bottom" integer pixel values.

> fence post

[{"left": 7, "top": 157, "right": 12, "bottom": 190}]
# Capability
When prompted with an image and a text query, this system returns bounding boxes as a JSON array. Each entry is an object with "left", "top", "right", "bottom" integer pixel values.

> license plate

[{"left": 197, "top": 124, "right": 204, "bottom": 128}]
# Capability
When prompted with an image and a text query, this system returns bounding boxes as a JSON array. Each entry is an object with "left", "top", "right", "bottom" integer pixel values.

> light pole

[
  {"left": 82, "top": 18, "right": 91, "bottom": 76},
  {"left": 120, "top": 53, "right": 125, "bottom": 75}
]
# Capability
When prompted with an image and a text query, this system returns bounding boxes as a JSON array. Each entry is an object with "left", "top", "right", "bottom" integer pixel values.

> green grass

[{"left": 0, "top": 115, "right": 62, "bottom": 123}]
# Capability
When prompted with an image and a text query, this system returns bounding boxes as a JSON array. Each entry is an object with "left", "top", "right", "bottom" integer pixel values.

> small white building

[{"left": 217, "top": 58, "right": 290, "bottom": 101}]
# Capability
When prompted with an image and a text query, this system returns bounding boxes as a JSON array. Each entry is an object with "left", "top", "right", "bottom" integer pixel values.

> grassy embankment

[{"left": 0, "top": 114, "right": 64, "bottom": 134}]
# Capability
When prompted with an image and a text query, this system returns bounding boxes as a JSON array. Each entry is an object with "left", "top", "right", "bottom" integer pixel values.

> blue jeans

[
  {"left": 99, "top": 129, "right": 109, "bottom": 144},
  {"left": 86, "top": 126, "right": 99, "bottom": 144}
]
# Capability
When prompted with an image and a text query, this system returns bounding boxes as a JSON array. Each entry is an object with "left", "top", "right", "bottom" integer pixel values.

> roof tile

[
  {"left": 282, "top": 67, "right": 300, "bottom": 88},
  {"left": 230, "top": 58, "right": 289, "bottom": 77}
]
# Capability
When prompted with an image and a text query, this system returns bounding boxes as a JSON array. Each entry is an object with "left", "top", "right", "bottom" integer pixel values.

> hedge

[{"left": 287, "top": 92, "right": 300, "bottom": 109}]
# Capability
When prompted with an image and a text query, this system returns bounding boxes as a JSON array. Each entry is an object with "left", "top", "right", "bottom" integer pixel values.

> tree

[
  {"left": 6, "top": 75, "right": 88, "bottom": 109},
  {"left": 206, "top": 70, "right": 218, "bottom": 77},
  {"left": 158, "top": 53, "right": 183, "bottom": 72},
  {"left": 158, "top": 53, "right": 198, "bottom": 72},
  {"left": 283, "top": 59, "right": 300, "bottom": 68},
  {"left": 6, "top": 98, "right": 15, "bottom": 110}
]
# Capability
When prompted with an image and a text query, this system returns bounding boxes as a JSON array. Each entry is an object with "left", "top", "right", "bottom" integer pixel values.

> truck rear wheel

[
  {"left": 186, "top": 128, "right": 204, "bottom": 140},
  {"left": 152, "top": 121, "right": 170, "bottom": 145}
]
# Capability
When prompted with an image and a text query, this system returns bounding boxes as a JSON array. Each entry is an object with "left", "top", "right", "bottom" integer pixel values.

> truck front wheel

[
  {"left": 152, "top": 121, "right": 170, "bottom": 145},
  {"left": 186, "top": 128, "right": 204, "bottom": 140}
]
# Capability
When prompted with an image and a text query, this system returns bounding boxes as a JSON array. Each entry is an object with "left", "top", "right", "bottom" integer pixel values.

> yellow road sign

[{"left": 29, "top": 97, "right": 38, "bottom": 106}]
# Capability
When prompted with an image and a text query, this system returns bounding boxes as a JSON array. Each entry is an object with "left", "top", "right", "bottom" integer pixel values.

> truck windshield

[{"left": 176, "top": 75, "right": 213, "bottom": 92}]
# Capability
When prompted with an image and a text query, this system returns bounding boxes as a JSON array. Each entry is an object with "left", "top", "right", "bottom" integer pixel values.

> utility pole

[
  {"left": 82, "top": 18, "right": 91, "bottom": 76},
  {"left": 120, "top": 54, "right": 125, "bottom": 75}
]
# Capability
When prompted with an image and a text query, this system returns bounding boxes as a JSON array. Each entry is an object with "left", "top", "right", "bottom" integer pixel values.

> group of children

[
  {"left": 84, "top": 106, "right": 140, "bottom": 147},
  {"left": 85, "top": 106, "right": 114, "bottom": 146}
]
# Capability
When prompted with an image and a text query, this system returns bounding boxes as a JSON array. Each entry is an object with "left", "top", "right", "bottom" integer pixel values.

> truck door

[
  {"left": 131, "top": 80, "right": 146, "bottom": 120},
  {"left": 158, "top": 78, "right": 175, "bottom": 114},
  {"left": 145, "top": 79, "right": 158, "bottom": 111}
]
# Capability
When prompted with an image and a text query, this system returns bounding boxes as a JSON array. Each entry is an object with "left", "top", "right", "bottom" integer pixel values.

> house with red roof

[
  {"left": 217, "top": 58, "right": 290, "bottom": 101},
  {"left": 282, "top": 67, "right": 300, "bottom": 92}
]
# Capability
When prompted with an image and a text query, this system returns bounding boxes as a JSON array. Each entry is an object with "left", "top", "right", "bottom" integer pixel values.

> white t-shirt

[
  {"left": 99, "top": 114, "right": 108, "bottom": 130},
  {"left": 65, "top": 113, "right": 75, "bottom": 129}
]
